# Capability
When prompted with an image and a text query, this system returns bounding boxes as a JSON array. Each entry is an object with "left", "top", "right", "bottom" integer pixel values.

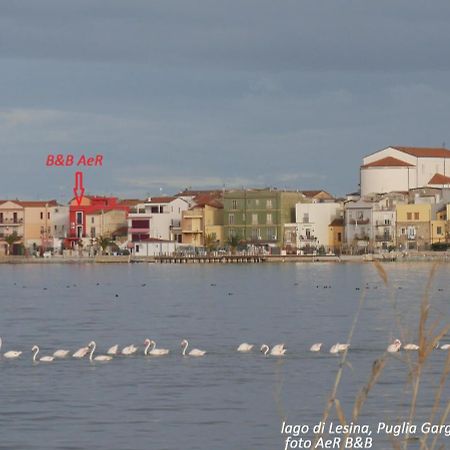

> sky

[{"left": 1, "top": 0, "right": 450, "bottom": 202}]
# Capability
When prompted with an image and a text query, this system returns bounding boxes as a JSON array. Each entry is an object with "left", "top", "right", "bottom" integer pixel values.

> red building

[{"left": 67, "top": 196, "right": 134, "bottom": 247}]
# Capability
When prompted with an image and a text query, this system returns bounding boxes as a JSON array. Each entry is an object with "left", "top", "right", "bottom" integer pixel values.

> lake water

[{"left": 0, "top": 262, "right": 449, "bottom": 450}]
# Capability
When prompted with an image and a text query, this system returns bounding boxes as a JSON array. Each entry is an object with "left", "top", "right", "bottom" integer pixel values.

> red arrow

[{"left": 73, "top": 171, "right": 85, "bottom": 206}]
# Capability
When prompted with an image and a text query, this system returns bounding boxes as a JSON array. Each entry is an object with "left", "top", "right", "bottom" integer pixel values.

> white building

[
  {"left": 127, "top": 197, "right": 189, "bottom": 248},
  {"left": 131, "top": 238, "right": 177, "bottom": 257},
  {"left": 360, "top": 146, "right": 450, "bottom": 196},
  {"left": 295, "top": 202, "right": 342, "bottom": 251}
]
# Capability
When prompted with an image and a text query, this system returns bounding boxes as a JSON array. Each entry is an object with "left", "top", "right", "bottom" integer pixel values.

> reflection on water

[{"left": 0, "top": 263, "right": 449, "bottom": 449}]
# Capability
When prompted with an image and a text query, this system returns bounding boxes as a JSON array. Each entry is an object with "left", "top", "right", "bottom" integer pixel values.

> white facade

[
  {"left": 295, "top": 202, "right": 342, "bottom": 250},
  {"left": 128, "top": 197, "right": 189, "bottom": 245},
  {"left": 360, "top": 147, "right": 450, "bottom": 196},
  {"left": 132, "top": 240, "right": 177, "bottom": 256}
]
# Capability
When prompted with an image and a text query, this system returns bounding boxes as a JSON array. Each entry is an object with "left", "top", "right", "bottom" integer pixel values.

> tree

[
  {"left": 97, "top": 235, "right": 113, "bottom": 255},
  {"left": 227, "top": 235, "right": 240, "bottom": 255},
  {"left": 204, "top": 233, "right": 217, "bottom": 255},
  {"left": 4, "top": 232, "right": 21, "bottom": 256}
]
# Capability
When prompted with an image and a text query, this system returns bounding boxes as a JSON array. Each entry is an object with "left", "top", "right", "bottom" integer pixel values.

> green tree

[
  {"left": 97, "top": 235, "right": 113, "bottom": 255},
  {"left": 4, "top": 232, "right": 21, "bottom": 256},
  {"left": 204, "top": 233, "right": 217, "bottom": 255},
  {"left": 227, "top": 235, "right": 240, "bottom": 255}
]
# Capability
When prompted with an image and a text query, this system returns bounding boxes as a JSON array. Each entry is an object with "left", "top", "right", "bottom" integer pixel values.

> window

[
  {"left": 252, "top": 214, "right": 258, "bottom": 225},
  {"left": 76, "top": 211, "right": 83, "bottom": 225},
  {"left": 437, "top": 226, "right": 443, "bottom": 235},
  {"left": 266, "top": 199, "right": 272, "bottom": 209},
  {"left": 160, "top": 206, "right": 164, "bottom": 213},
  {"left": 40, "top": 226, "right": 44, "bottom": 234},
  {"left": 407, "top": 212, "right": 412, "bottom": 220},
  {"left": 303, "top": 213, "right": 309, "bottom": 223},
  {"left": 47, "top": 212, "right": 50, "bottom": 220},
  {"left": 0, "top": 213, "right": 3, "bottom": 223},
  {"left": 267, "top": 227, "right": 277, "bottom": 240},
  {"left": 257, "top": 228, "right": 261, "bottom": 239},
  {"left": 13, "top": 213, "right": 17, "bottom": 223},
  {"left": 242, "top": 213, "right": 246, "bottom": 221},
  {"left": 135, "top": 245, "right": 140, "bottom": 253},
  {"left": 40, "top": 212, "right": 44, "bottom": 220},
  {"left": 337, "top": 232, "right": 342, "bottom": 242},
  {"left": 232, "top": 200, "right": 238, "bottom": 209},
  {"left": 306, "top": 229, "right": 311, "bottom": 239},
  {"left": 266, "top": 213, "right": 273, "bottom": 225},
  {"left": 401, "top": 227, "right": 406, "bottom": 235},
  {"left": 255, "top": 199, "right": 259, "bottom": 206},
  {"left": 90, "top": 227, "right": 96, "bottom": 238},
  {"left": 228, "top": 214, "right": 235, "bottom": 225},
  {"left": 384, "top": 219, "right": 390, "bottom": 225},
  {"left": 151, "top": 206, "right": 158, "bottom": 213},
  {"left": 91, "top": 217, "right": 95, "bottom": 224},
  {"left": 414, "top": 212, "right": 419, "bottom": 220}
]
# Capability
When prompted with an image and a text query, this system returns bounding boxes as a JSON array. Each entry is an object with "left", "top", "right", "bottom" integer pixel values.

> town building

[
  {"left": 360, "top": 146, "right": 450, "bottom": 196},
  {"left": 0, "top": 200, "right": 25, "bottom": 255},
  {"left": 328, "top": 218, "right": 344, "bottom": 254},
  {"left": 223, "top": 189, "right": 304, "bottom": 250},
  {"left": 395, "top": 203, "right": 432, "bottom": 250},
  {"left": 344, "top": 200, "right": 374, "bottom": 252}
]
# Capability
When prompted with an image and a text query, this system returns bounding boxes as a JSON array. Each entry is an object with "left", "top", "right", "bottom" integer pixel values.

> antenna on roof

[{"left": 442, "top": 141, "right": 446, "bottom": 148}]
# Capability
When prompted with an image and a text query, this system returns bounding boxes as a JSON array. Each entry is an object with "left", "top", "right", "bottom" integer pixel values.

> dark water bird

[
  {"left": 294, "top": 282, "right": 298, "bottom": 286},
  {"left": 227, "top": 292, "right": 234, "bottom": 296},
  {"left": 141, "top": 283, "right": 146, "bottom": 287},
  {"left": 115, "top": 294, "right": 119, "bottom": 298},
  {"left": 438, "top": 288, "right": 443, "bottom": 292},
  {"left": 210, "top": 283, "right": 216, "bottom": 286},
  {"left": 43, "top": 288, "right": 47, "bottom": 291},
  {"left": 66, "top": 285, "right": 70, "bottom": 288},
  {"left": 355, "top": 287, "right": 360, "bottom": 291},
  {"left": 96, "top": 282, "right": 100, "bottom": 286}
]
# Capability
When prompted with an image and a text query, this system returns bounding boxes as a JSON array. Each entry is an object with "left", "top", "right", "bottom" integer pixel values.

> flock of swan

[{"left": 2, "top": 337, "right": 450, "bottom": 363}]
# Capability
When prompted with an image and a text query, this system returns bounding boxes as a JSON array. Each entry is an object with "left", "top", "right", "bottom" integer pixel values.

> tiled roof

[
  {"left": 119, "top": 199, "right": 144, "bottom": 206},
  {"left": 393, "top": 146, "right": 450, "bottom": 158},
  {"left": 362, "top": 157, "right": 414, "bottom": 168},
  {"left": 428, "top": 173, "right": 450, "bottom": 185},
  {"left": 19, "top": 200, "right": 59, "bottom": 207},
  {"left": 301, "top": 190, "right": 333, "bottom": 198},
  {"left": 329, "top": 218, "right": 344, "bottom": 226},
  {"left": 146, "top": 196, "right": 177, "bottom": 204}
]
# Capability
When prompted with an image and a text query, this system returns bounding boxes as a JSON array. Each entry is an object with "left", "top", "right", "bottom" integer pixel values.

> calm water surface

[{"left": 0, "top": 262, "right": 449, "bottom": 450}]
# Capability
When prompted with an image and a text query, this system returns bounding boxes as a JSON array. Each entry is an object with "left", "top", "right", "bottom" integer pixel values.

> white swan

[
  {"left": 404, "top": 343, "right": 419, "bottom": 351},
  {"left": 260, "top": 344, "right": 286, "bottom": 356},
  {"left": 72, "top": 346, "right": 90, "bottom": 358},
  {"left": 0, "top": 338, "right": 22, "bottom": 359},
  {"left": 88, "top": 341, "right": 112, "bottom": 362},
  {"left": 53, "top": 349, "right": 70, "bottom": 358},
  {"left": 330, "top": 343, "right": 349, "bottom": 354},
  {"left": 440, "top": 344, "right": 450, "bottom": 350},
  {"left": 144, "top": 339, "right": 170, "bottom": 356},
  {"left": 32, "top": 345, "right": 54, "bottom": 362},
  {"left": 387, "top": 339, "right": 402, "bottom": 353},
  {"left": 310, "top": 343, "right": 323, "bottom": 352},
  {"left": 121, "top": 344, "right": 138, "bottom": 356},
  {"left": 181, "top": 339, "right": 206, "bottom": 356},
  {"left": 237, "top": 343, "right": 254, "bottom": 352},
  {"left": 107, "top": 344, "right": 119, "bottom": 355}
]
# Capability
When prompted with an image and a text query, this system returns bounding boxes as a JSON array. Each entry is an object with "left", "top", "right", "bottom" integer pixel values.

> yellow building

[
  {"left": 181, "top": 200, "right": 224, "bottom": 248},
  {"left": 0, "top": 201, "right": 25, "bottom": 255},
  {"left": 396, "top": 204, "right": 431, "bottom": 250},
  {"left": 86, "top": 209, "right": 128, "bottom": 239},
  {"left": 431, "top": 220, "right": 446, "bottom": 244},
  {"left": 328, "top": 218, "right": 344, "bottom": 253}
]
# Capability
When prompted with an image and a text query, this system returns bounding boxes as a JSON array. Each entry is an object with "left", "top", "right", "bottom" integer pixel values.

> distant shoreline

[{"left": 0, "top": 253, "right": 449, "bottom": 264}]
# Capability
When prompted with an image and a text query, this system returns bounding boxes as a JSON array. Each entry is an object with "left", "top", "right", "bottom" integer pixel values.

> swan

[
  {"left": 260, "top": 344, "right": 286, "bottom": 356},
  {"left": 32, "top": 345, "right": 54, "bottom": 362},
  {"left": 310, "top": 343, "right": 323, "bottom": 352},
  {"left": 387, "top": 339, "right": 402, "bottom": 353},
  {"left": 121, "top": 344, "right": 138, "bottom": 356},
  {"left": 88, "top": 341, "right": 113, "bottom": 362},
  {"left": 144, "top": 339, "right": 169, "bottom": 356},
  {"left": 440, "top": 344, "right": 450, "bottom": 350},
  {"left": 72, "top": 346, "right": 90, "bottom": 358},
  {"left": 107, "top": 344, "right": 119, "bottom": 355},
  {"left": 0, "top": 338, "right": 22, "bottom": 359},
  {"left": 53, "top": 349, "right": 70, "bottom": 358},
  {"left": 330, "top": 343, "right": 349, "bottom": 354},
  {"left": 404, "top": 343, "right": 419, "bottom": 351},
  {"left": 270, "top": 343, "right": 287, "bottom": 356},
  {"left": 181, "top": 339, "right": 206, "bottom": 356},
  {"left": 237, "top": 343, "right": 254, "bottom": 352}
]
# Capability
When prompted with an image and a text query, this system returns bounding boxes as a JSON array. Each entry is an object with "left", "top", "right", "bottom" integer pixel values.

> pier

[{"left": 155, "top": 255, "right": 266, "bottom": 264}]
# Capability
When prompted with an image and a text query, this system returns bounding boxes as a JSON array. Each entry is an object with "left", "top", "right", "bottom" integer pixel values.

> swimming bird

[
  {"left": 121, "top": 344, "right": 138, "bottom": 356},
  {"left": 310, "top": 343, "right": 323, "bottom": 352},
  {"left": 53, "top": 349, "right": 70, "bottom": 358},
  {"left": 260, "top": 344, "right": 270, "bottom": 356},
  {"left": 387, "top": 339, "right": 402, "bottom": 353},
  {"left": 107, "top": 344, "right": 119, "bottom": 355},
  {"left": 440, "top": 344, "right": 450, "bottom": 350},
  {"left": 330, "top": 343, "right": 349, "bottom": 354},
  {"left": 403, "top": 343, "right": 419, "bottom": 351},
  {"left": 181, "top": 339, "right": 206, "bottom": 356},
  {"left": 270, "top": 343, "right": 287, "bottom": 356},
  {"left": 88, "top": 341, "right": 113, "bottom": 362},
  {"left": 144, "top": 339, "right": 169, "bottom": 356},
  {"left": 72, "top": 346, "right": 90, "bottom": 358},
  {"left": 237, "top": 343, "right": 254, "bottom": 352},
  {"left": 0, "top": 338, "right": 22, "bottom": 359},
  {"left": 32, "top": 345, "right": 54, "bottom": 362}
]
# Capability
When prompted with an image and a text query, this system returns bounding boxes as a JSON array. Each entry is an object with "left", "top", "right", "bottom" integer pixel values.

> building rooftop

[
  {"left": 392, "top": 146, "right": 450, "bottom": 158},
  {"left": 428, "top": 173, "right": 450, "bottom": 185},
  {"left": 362, "top": 156, "right": 414, "bottom": 168}
]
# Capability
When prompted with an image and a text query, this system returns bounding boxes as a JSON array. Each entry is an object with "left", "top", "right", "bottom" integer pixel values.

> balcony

[
  {"left": 375, "top": 235, "right": 392, "bottom": 242},
  {"left": 349, "top": 219, "right": 370, "bottom": 225},
  {"left": 0, "top": 217, "right": 23, "bottom": 225}
]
